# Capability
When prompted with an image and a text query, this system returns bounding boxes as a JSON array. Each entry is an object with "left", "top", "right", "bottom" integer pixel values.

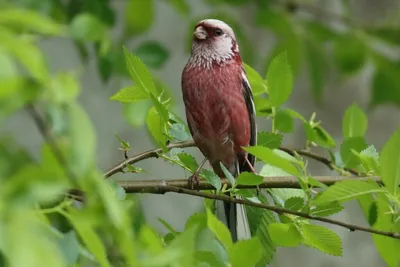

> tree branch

[
  {"left": 105, "top": 140, "right": 359, "bottom": 178},
  {"left": 118, "top": 176, "right": 381, "bottom": 193},
  {"left": 142, "top": 183, "right": 400, "bottom": 240}
]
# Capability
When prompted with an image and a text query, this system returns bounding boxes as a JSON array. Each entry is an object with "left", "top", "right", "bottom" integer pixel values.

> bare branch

[
  {"left": 118, "top": 176, "right": 381, "bottom": 193},
  {"left": 142, "top": 183, "right": 400, "bottom": 240},
  {"left": 105, "top": 140, "right": 359, "bottom": 178}
]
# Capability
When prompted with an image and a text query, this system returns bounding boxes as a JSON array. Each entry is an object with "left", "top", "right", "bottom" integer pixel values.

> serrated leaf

[
  {"left": 206, "top": 208, "right": 232, "bottom": 249},
  {"left": 134, "top": 41, "right": 169, "bottom": 69},
  {"left": 169, "top": 123, "right": 191, "bottom": 141},
  {"left": 342, "top": 103, "right": 368, "bottom": 138},
  {"left": 255, "top": 210, "right": 276, "bottom": 266},
  {"left": 268, "top": 223, "right": 301, "bottom": 247},
  {"left": 359, "top": 145, "right": 380, "bottom": 174},
  {"left": 125, "top": 0, "right": 154, "bottom": 36},
  {"left": 228, "top": 237, "right": 263, "bottom": 267},
  {"left": 201, "top": 169, "right": 222, "bottom": 193},
  {"left": 380, "top": 128, "right": 400, "bottom": 196},
  {"left": 311, "top": 202, "right": 344, "bottom": 217},
  {"left": 245, "top": 146, "right": 301, "bottom": 176},
  {"left": 257, "top": 132, "right": 282, "bottom": 149},
  {"left": 236, "top": 172, "right": 263, "bottom": 186},
  {"left": 110, "top": 86, "right": 149, "bottom": 102},
  {"left": 313, "top": 180, "right": 385, "bottom": 205},
  {"left": 220, "top": 162, "right": 236, "bottom": 186},
  {"left": 301, "top": 224, "right": 342, "bottom": 256},
  {"left": 340, "top": 136, "right": 368, "bottom": 168},
  {"left": 266, "top": 52, "right": 293, "bottom": 107},
  {"left": 122, "top": 47, "right": 157, "bottom": 96},
  {"left": 284, "top": 197, "right": 304, "bottom": 211},
  {"left": 177, "top": 153, "right": 198, "bottom": 173}
]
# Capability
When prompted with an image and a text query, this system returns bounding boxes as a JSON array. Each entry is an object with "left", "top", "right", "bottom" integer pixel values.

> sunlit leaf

[
  {"left": 268, "top": 223, "right": 301, "bottom": 247},
  {"left": 342, "top": 103, "right": 368, "bottom": 138},
  {"left": 380, "top": 128, "right": 400, "bottom": 196},
  {"left": 301, "top": 224, "right": 342, "bottom": 256},
  {"left": 125, "top": 0, "right": 154, "bottom": 36}
]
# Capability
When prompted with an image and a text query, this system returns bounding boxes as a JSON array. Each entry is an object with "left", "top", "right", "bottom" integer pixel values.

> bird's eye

[{"left": 214, "top": 28, "right": 223, "bottom": 36}]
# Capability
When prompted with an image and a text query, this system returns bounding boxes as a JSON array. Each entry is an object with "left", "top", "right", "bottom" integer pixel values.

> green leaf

[
  {"left": 169, "top": 123, "right": 191, "bottom": 141},
  {"left": 125, "top": 0, "right": 154, "bottom": 36},
  {"left": 340, "top": 137, "right": 368, "bottom": 168},
  {"left": 368, "top": 27, "right": 400, "bottom": 45},
  {"left": 371, "top": 196, "right": 400, "bottom": 267},
  {"left": 273, "top": 109, "right": 294, "bottom": 133},
  {"left": 268, "top": 223, "right": 301, "bottom": 247},
  {"left": 69, "top": 13, "right": 108, "bottom": 41},
  {"left": 228, "top": 238, "right": 263, "bottom": 267},
  {"left": 313, "top": 180, "right": 385, "bottom": 205},
  {"left": 0, "top": 8, "right": 61, "bottom": 35},
  {"left": 167, "top": 0, "right": 190, "bottom": 17},
  {"left": 264, "top": 34, "right": 302, "bottom": 77},
  {"left": 304, "top": 38, "right": 327, "bottom": 102},
  {"left": 146, "top": 106, "right": 168, "bottom": 151},
  {"left": 201, "top": 169, "right": 222, "bottom": 192},
  {"left": 110, "top": 86, "right": 149, "bottom": 102},
  {"left": 342, "top": 103, "right": 368, "bottom": 138},
  {"left": 301, "top": 224, "right": 342, "bottom": 256},
  {"left": 359, "top": 145, "right": 380, "bottom": 174},
  {"left": 257, "top": 132, "right": 282, "bottom": 149},
  {"left": 370, "top": 61, "right": 400, "bottom": 107},
  {"left": 314, "top": 126, "right": 336, "bottom": 148},
  {"left": 67, "top": 103, "right": 96, "bottom": 176},
  {"left": 206, "top": 208, "right": 232, "bottom": 249},
  {"left": 311, "top": 202, "right": 344, "bottom": 217},
  {"left": 49, "top": 72, "right": 79, "bottom": 103},
  {"left": 134, "top": 41, "right": 169, "bottom": 69},
  {"left": 255, "top": 8, "right": 292, "bottom": 37},
  {"left": 123, "top": 101, "right": 151, "bottom": 127},
  {"left": 122, "top": 47, "right": 157, "bottom": 96},
  {"left": 0, "top": 29, "right": 48, "bottom": 83},
  {"left": 58, "top": 231, "right": 80, "bottom": 265},
  {"left": 64, "top": 211, "right": 111, "bottom": 267},
  {"left": 243, "top": 63, "right": 266, "bottom": 96},
  {"left": 220, "top": 162, "right": 236, "bottom": 186},
  {"left": 177, "top": 153, "right": 198, "bottom": 173},
  {"left": 245, "top": 146, "right": 301, "bottom": 176},
  {"left": 333, "top": 34, "right": 366, "bottom": 74},
  {"left": 266, "top": 52, "right": 293, "bottom": 107},
  {"left": 380, "top": 128, "right": 400, "bottom": 196},
  {"left": 255, "top": 210, "right": 276, "bottom": 265},
  {"left": 284, "top": 197, "right": 304, "bottom": 211},
  {"left": 368, "top": 201, "right": 378, "bottom": 226},
  {"left": 236, "top": 172, "right": 263, "bottom": 186}
]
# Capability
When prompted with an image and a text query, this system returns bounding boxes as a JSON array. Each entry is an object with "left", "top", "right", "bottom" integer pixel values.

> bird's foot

[{"left": 188, "top": 173, "right": 200, "bottom": 190}]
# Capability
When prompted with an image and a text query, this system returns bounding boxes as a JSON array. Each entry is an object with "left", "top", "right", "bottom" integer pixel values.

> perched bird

[{"left": 181, "top": 19, "right": 257, "bottom": 241}]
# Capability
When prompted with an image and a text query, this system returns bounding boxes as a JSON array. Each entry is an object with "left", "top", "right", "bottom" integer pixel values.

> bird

[{"left": 181, "top": 19, "right": 257, "bottom": 242}]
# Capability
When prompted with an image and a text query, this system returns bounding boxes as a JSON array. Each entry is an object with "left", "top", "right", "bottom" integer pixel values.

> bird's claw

[{"left": 188, "top": 173, "right": 200, "bottom": 190}]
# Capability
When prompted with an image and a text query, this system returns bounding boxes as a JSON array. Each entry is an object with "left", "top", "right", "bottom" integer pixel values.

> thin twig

[
  {"left": 105, "top": 140, "right": 360, "bottom": 178},
  {"left": 118, "top": 176, "right": 381, "bottom": 193},
  {"left": 145, "top": 183, "right": 400, "bottom": 239}
]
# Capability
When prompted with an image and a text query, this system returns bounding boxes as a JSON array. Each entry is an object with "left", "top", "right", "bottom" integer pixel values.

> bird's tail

[{"left": 215, "top": 161, "right": 251, "bottom": 242}]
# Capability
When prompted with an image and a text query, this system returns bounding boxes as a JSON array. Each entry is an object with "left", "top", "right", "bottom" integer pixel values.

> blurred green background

[{"left": 2, "top": 0, "right": 400, "bottom": 266}]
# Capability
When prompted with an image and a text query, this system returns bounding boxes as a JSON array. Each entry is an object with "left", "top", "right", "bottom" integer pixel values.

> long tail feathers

[{"left": 216, "top": 195, "right": 251, "bottom": 242}]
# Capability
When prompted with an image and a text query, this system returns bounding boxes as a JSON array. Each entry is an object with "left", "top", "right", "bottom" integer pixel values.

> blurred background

[{"left": 3, "top": 0, "right": 400, "bottom": 266}]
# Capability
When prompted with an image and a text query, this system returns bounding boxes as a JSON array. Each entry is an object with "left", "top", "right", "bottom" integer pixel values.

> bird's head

[{"left": 189, "top": 19, "right": 240, "bottom": 68}]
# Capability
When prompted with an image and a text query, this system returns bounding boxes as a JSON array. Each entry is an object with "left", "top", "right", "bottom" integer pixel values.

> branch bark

[
  {"left": 119, "top": 176, "right": 381, "bottom": 193},
  {"left": 141, "top": 184, "right": 400, "bottom": 240},
  {"left": 105, "top": 140, "right": 359, "bottom": 178}
]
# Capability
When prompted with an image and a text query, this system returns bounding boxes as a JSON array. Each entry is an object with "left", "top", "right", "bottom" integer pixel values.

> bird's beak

[{"left": 193, "top": 26, "right": 207, "bottom": 40}]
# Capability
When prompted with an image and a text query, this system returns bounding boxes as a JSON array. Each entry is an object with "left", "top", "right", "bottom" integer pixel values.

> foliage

[{"left": 1, "top": 1, "right": 400, "bottom": 267}]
